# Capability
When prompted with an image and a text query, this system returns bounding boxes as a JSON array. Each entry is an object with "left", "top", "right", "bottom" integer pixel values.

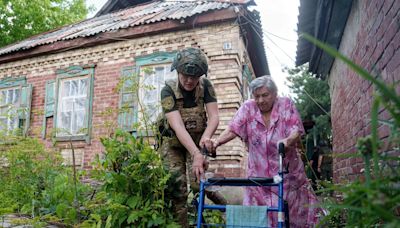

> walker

[{"left": 195, "top": 143, "right": 289, "bottom": 227}]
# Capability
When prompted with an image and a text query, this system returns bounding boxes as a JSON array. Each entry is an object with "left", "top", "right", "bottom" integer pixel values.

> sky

[{"left": 85, "top": 0, "right": 300, "bottom": 95}]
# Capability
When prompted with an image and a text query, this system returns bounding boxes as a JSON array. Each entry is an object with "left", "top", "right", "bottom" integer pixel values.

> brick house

[
  {"left": 0, "top": 0, "right": 269, "bottom": 177},
  {"left": 296, "top": 0, "right": 399, "bottom": 183}
]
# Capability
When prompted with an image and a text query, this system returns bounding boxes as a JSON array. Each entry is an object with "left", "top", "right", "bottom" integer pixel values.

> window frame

[
  {"left": 0, "top": 86, "right": 21, "bottom": 133},
  {"left": 132, "top": 51, "right": 177, "bottom": 136},
  {"left": 0, "top": 76, "right": 32, "bottom": 136},
  {"left": 53, "top": 65, "right": 95, "bottom": 143},
  {"left": 118, "top": 66, "right": 139, "bottom": 133},
  {"left": 139, "top": 64, "right": 177, "bottom": 125}
]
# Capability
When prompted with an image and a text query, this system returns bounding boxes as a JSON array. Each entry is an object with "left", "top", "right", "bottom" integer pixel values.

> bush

[
  {"left": 82, "top": 129, "right": 179, "bottom": 227},
  {"left": 0, "top": 136, "right": 91, "bottom": 226}
]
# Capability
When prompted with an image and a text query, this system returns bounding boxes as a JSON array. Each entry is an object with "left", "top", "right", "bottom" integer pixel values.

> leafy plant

[
  {"left": 301, "top": 33, "right": 400, "bottom": 227},
  {"left": 0, "top": 136, "right": 62, "bottom": 214},
  {"left": 84, "top": 129, "right": 179, "bottom": 227},
  {"left": 0, "top": 135, "right": 92, "bottom": 225},
  {"left": 286, "top": 64, "right": 331, "bottom": 143}
]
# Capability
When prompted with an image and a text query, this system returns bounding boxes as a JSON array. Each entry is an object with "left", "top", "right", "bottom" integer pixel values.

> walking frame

[{"left": 195, "top": 143, "right": 289, "bottom": 228}]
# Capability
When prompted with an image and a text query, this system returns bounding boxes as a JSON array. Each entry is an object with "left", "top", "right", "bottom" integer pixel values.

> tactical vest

[{"left": 160, "top": 78, "right": 207, "bottom": 143}]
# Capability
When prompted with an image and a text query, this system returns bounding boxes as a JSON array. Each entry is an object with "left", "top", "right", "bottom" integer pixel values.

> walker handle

[
  {"left": 278, "top": 142, "right": 285, "bottom": 158},
  {"left": 201, "top": 147, "right": 216, "bottom": 158}
]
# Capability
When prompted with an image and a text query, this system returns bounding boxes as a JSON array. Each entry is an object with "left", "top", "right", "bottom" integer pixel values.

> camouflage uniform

[{"left": 160, "top": 77, "right": 226, "bottom": 227}]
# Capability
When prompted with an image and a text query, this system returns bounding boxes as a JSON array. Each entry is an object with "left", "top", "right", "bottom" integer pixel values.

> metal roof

[
  {"left": 0, "top": 0, "right": 268, "bottom": 76},
  {"left": 295, "top": 0, "right": 353, "bottom": 77},
  {"left": 0, "top": 0, "right": 243, "bottom": 56},
  {"left": 96, "top": 0, "right": 253, "bottom": 16}
]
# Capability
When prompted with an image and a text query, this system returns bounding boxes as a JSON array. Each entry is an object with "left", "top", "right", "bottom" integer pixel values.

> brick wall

[
  {"left": 0, "top": 22, "right": 253, "bottom": 177},
  {"left": 329, "top": 0, "right": 399, "bottom": 183}
]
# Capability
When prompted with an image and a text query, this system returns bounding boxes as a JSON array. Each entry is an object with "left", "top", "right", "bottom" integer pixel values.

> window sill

[{"left": 55, "top": 135, "right": 88, "bottom": 142}]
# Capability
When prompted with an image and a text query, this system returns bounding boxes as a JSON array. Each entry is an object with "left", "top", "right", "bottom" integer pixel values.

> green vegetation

[
  {"left": 0, "top": 136, "right": 91, "bottom": 225},
  {"left": 302, "top": 33, "right": 400, "bottom": 227},
  {"left": 82, "top": 129, "right": 178, "bottom": 227},
  {"left": 286, "top": 64, "right": 331, "bottom": 144},
  {"left": 0, "top": 0, "right": 92, "bottom": 48}
]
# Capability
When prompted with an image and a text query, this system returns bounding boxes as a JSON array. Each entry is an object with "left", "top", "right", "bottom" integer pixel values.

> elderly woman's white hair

[{"left": 249, "top": 75, "right": 278, "bottom": 95}]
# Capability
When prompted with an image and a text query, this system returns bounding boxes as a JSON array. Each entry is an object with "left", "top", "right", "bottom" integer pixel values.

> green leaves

[
  {"left": 301, "top": 33, "right": 400, "bottom": 227},
  {"left": 286, "top": 64, "right": 331, "bottom": 142},
  {"left": 89, "top": 129, "right": 178, "bottom": 227},
  {"left": 0, "top": 0, "right": 90, "bottom": 48},
  {"left": 0, "top": 136, "right": 92, "bottom": 226}
]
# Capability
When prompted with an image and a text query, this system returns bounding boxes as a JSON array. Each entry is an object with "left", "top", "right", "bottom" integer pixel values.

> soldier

[{"left": 159, "top": 47, "right": 226, "bottom": 227}]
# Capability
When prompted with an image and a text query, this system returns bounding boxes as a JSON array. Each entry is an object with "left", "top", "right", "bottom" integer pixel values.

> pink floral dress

[{"left": 229, "top": 97, "right": 321, "bottom": 227}]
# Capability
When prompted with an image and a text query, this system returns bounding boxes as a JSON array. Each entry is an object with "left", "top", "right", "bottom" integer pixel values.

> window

[
  {"left": 54, "top": 65, "right": 94, "bottom": 142},
  {"left": 118, "top": 66, "right": 138, "bottom": 132},
  {"left": 0, "top": 77, "right": 32, "bottom": 136},
  {"left": 56, "top": 76, "right": 89, "bottom": 136},
  {"left": 119, "top": 51, "right": 177, "bottom": 135},
  {"left": 0, "top": 87, "right": 20, "bottom": 132},
  {"left": 139, "top": 64, "right": 176, "bottom": 124}
]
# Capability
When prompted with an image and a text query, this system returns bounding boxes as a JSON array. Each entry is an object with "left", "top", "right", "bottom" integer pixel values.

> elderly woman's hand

[
  {"left": 278, "top": 131, "right": 300, "bottom": 149},
  {"left": 277, "top": 138, "right": 290, "bottom": 149},
  {"left": 211, "top": 138, "right": 220, "bottom": 151},
  {"left": 200, "top": 137, "right": 213, "bottom": 152}
]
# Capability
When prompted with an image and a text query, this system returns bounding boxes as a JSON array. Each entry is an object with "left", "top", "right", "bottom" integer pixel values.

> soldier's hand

[
  {"left": 205, "top": 139, "right": 214, "bottom": 153},
  {"left": 192, "top": 152, "right": 205, "bottom": 183}
]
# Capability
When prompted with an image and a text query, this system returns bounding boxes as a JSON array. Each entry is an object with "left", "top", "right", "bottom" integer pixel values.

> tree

[
  {"left": 286, "top": 64, "right": 331, "bottom": 143},
  {"left": 0, "top": 0, "right": 92, "bottom": 48}
]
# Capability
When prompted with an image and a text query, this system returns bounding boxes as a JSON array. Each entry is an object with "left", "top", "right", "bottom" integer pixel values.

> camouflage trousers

[{"left": 160, "top": 137, "right": 227, "bottom": 228}]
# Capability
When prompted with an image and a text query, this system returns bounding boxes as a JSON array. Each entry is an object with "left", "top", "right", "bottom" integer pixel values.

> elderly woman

[{"left": 212, "top": 76, "right": 321, "bottom": 227}]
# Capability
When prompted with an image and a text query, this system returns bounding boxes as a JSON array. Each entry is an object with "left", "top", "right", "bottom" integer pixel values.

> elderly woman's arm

[
  {"left": 212, "top": 126, "right": 238, "bottom": 149},
  {"left": 279, "top": 130, "right": 301, "bottom": 148}
]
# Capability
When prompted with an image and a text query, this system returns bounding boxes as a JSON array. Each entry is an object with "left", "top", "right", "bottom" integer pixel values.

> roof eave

[
  {"left": 240, "top": 9, "right": 269, "bottom": 77},
  {"left": 0, "top": 8, "right": 238, "bottom": 64},
  {"left": 295, "top": 0, "right": 353, "bottom": 78}
]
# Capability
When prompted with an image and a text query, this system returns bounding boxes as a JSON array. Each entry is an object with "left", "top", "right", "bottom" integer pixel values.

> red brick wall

[{"left": 329, "top": 0, "right": 399, "bottom": 183}]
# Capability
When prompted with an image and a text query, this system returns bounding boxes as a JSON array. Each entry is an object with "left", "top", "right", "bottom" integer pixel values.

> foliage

[
  {"left": 301, "top": 33, "right": 400, "bottom": 227},
  {"left": 0, "top": 135, "right": 92, "bottom": 226},
  {"left": 286, "top": 64, "right": 331, "bottom": 143},
  {"left": 82, "top": 129, "right": 179, "bottom": 227},
  {"left": 0, "top": 0, "right": 92, "bottom": 48},
  {"left": 203, "top": 210, "right": 225, "bottom": 225},
  {"left": 0, "top": 136, "right": 60, "bottom": 213}
]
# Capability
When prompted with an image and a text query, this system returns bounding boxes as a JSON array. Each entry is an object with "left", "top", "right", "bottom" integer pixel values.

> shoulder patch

[
  {"left": 161, "top": 96, "right": 175, "bottom": 110},
  {"left": 208, "top": 85, "right": 216, "bottom": 98}
]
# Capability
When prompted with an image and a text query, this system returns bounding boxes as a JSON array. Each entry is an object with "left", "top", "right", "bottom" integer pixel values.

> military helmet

[{"left": 171, "top": 47, "right": 208, "bottom": 77}]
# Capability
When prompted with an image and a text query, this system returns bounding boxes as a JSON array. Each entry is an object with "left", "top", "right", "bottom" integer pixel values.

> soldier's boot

[{"left": 206, "top": 190, "right": 228, "bottom": 205}]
